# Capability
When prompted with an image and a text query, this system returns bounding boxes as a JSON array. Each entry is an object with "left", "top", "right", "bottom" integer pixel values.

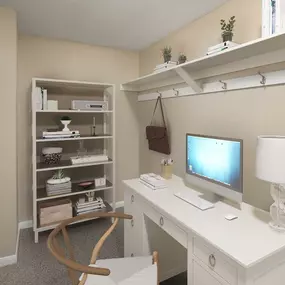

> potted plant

[
  {"left": 60, "top": 115, "right": 71, "bottom": 131},
  {"left": 178, "top": 53, "right": 187, "bottom": 64},
  {"left": 220, "top": 16, "right": 236, "bottom": 42},
  {"left": 162, "top": 46, "right": 172, "bottom": 63}
]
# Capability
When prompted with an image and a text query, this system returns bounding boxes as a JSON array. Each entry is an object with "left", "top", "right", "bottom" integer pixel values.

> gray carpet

[{"left": 0, "top": 216, "right": 186, "bottom": 285}]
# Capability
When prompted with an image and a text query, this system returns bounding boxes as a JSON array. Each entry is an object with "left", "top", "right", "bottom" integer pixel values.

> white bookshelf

[{"left": 31, "top": 78, "right": 115, "bottom": 243}]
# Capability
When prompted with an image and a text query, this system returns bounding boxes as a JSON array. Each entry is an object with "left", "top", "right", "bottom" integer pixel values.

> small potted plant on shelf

[
  {"left": 60, "top": 115, "right": 71, "bottom": 131},
  {"left": 220, "top": 16, "right": 236, "bottom": 42},
  {"left": 162, "top": 46, "right": 172, "bottom": 63},
  {"left": 178, "top": 53, "right": 187, "bottom": 64}
]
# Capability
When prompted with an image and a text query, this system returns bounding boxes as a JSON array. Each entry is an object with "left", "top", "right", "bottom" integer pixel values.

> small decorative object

[
  {"left": 161, "top": 158, "right": 173, "bottom": 180},
  {"left": 42, "top": 147, "right": 63, "bottom": 165},
  {"left": 94, "top": 176, "right": 106, "bottom": 188},
  {"left": 220, "top": 16, "right": 236, "bottom": 42},
  {"left": 178, "top": 53, "right": 187, "bottom": 64},
  {"left": 162, "top": 46, "right": 172, "bottom": 63},
  {"left": 47, "top": 100, "right": 58, "bottom": 110},
  {"left": 60, "top": 116, "right": 71, "bottom": 131},
  {"left": 256, "top": 136, "right": 285, "bottom": 231},
  {"left": 86, "top": 192, "right": 95, "bottom": 202},
  {"left": 47, "top": 169, "right": 70, "bottom": 184},
  {"left": 78, "top": 181, "right": 94, "bottom": 190},
  {"left": 92, "top": 116, "right": 96, "bottom": 136}
]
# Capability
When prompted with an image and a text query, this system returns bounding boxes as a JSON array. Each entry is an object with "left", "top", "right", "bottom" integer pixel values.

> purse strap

[{"left": 150, "top": 96, "right": 166, "bottom": 127}]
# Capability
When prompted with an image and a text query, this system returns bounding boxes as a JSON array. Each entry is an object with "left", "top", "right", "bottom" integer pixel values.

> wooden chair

[{"left": 47, "top": 212, "right": 159, "bottom": 285}]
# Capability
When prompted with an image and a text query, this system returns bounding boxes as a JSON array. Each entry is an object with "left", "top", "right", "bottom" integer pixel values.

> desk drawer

[
  {"left": 193, "top": 237, "right": 237, "bottom": 285},
  {"left": 145, "top": 203, "right": 187, "bottom": 248},
  {"left": 124, "top": 187, "right": 137, "bottom": 214}
]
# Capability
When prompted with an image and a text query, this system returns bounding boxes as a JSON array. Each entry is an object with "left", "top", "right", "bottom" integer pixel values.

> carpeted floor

[{"left": 0, "top": 216, "right": 186, "bottom": 285}]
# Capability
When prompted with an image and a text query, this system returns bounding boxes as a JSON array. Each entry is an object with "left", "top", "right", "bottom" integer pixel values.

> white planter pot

[{"left": 61, "top": 120, "right": 71, "bottom": 131}]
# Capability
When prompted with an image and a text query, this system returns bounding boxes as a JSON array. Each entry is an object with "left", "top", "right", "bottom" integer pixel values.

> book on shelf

[{"left": 207, "top": 41, "right": 239, "bottom": 52}]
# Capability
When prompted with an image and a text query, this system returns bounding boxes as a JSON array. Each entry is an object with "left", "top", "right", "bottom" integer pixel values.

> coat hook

[
  {"left": 219, "top": 80, "right": 227, "bottom": 90},
  {"left": 173, "top": 88, "right": 179, "bottom": 96},
  {"left": 258, "top": 72, "right": 266, "bottom": 85}
]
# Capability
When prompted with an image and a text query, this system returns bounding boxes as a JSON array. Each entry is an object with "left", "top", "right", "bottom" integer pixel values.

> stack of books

[
  {"left": 140, "top": 173, "right": 167, "bottom": 190},
  {"left": 206, "top": 41, "right": 239, "bottom": 56},
  {"left": 46, "top": 181, "right": 72, "bottom": 196},
  {"left": 153, "top": 61, "right": 177, "bottom": 73},
  {"left": 42, "top": 130, "right": 80, "bottom": 139},
  {"left": 75, "top": 197, "right": 106, "bottom": 216}
]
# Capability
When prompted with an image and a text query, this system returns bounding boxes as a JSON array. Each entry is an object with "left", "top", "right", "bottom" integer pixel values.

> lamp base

[{"left": 269, "top": 221, "right": 285, "bottom": 232}]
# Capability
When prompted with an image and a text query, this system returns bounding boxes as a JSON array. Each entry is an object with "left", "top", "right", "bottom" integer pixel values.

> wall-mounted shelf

[{"left": 121, "top": 32, "right": 285, "bottom": 99}]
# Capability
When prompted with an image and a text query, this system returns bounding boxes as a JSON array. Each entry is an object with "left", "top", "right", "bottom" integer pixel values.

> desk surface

[{"left": 123, "top": 175, "right": 285, "bottom": 268}]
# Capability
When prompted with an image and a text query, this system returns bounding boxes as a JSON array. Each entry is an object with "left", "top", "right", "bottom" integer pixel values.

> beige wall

[
  {"left": 17, "top": 36, "right": 139, "bottom": 221},
  {"left": 138, "top": 0, "right": 281, "bottom": 211},
  {"left": 0, "top": 7, "right": 17, "bottom": 257},
  {"left": 140, "top": 0, "right": 261, "bottom": 75}
]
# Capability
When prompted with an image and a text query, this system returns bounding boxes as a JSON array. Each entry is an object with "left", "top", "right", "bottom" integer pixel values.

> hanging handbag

[{"left": 146, "top": 96, "right": 171, "bottom": 155}]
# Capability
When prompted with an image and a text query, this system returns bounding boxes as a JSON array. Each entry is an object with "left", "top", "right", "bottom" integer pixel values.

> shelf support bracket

[{"left": 175, "top": 67, "right": 202, "bottom": 93}]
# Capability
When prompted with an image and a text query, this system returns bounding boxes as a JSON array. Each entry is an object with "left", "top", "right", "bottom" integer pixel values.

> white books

[
  {"left": 139, "top": 179, "right": 167, "bottom": 190},
  {"left": 42, "top": 89, "right": 48, "bottom": 110},
  {"left": 140, "top": 173, "right": 166, "bottom": 187},
  {"left": 207, "top": 41, "right": 239, "bottom": 52},
  {"left": 35, "top": 87, "right": 43, "bottom": 110},
  {"left": 70, "top": 154, "right": 109, "bottom": 165}
]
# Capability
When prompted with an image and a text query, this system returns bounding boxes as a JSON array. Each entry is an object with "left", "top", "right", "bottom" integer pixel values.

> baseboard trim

[
  {"left": 0, "top": 254, "right": 17, "bottom": 268},
  {"left": 116, "top": 201, "right": 124, "bottom": 208},
  {"left": 19, "top": 220, "right": 33, "bottom": 229}
]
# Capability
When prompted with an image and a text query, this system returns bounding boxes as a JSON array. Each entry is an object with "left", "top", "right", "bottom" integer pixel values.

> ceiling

[{"left": 0, "top": 0, "right": 228, "bottom": 50}]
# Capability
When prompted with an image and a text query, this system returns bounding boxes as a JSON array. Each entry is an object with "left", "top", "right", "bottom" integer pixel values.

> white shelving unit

[
  {"left": 31, "top": 78, "right": 115, "bottom": 243},
  {"left": 121, "top": 32, "right": 285, "bottom": 100}
]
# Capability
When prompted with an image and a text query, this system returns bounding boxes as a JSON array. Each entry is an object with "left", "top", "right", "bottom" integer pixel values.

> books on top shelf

[
  {"left": 140, "top": 173, "right": 167, "bottom": 190},
  {"left": 206, "top": 41, "right": 239, "bottom": 56},
  {"left": 154, "top": 61, "right": 177, "bottom": 73},
  {"left": 75, "top": 196, "right": 106, "bottom": 215}
]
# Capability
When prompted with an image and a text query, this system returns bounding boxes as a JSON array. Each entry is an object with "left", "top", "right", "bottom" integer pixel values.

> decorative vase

[
  {"left": 222, "top": 32, "right": 233, "bottom": 42},
  {"left": 61, "top": 120, "right": 71, "bottom": 131}
]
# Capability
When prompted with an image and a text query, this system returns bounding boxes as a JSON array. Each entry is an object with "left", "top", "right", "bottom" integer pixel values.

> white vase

[{"left": 61, "top": 120, "right": 71, "bottom": 131}]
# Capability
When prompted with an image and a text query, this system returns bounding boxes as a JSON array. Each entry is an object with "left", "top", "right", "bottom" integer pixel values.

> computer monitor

[{"left": 185, "top": 134, "right": 243, "bottom": 203}]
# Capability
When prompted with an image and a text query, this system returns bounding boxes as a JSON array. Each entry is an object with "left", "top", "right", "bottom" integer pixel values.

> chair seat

[{"left": 83, "top": 256, "right": 156, "bottom": 285}]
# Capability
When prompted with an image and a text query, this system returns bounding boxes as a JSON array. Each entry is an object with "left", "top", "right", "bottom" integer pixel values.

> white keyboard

[{"left": 174, "top": 191, "right": 214, "bottom": 211}]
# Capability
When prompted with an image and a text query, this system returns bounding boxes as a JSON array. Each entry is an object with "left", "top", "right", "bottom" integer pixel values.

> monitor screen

[{"left": 186, "top": 134, "right": 243, "bottom": 193}]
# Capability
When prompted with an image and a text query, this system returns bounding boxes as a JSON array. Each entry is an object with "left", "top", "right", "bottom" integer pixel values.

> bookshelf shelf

[
  {"left": 36, "top": 180, "right": 113, "bottom": 201},
  {"left": 36, "top": 201, "right": 112, "bottom": 232},
  {"left": 36, "top": 135, "right": 113, "bottom": 143}
]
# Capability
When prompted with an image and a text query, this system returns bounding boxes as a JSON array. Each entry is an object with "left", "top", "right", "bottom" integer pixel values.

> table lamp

[{"left": 256, "top": 136, "right": 285, "bottom": 231}]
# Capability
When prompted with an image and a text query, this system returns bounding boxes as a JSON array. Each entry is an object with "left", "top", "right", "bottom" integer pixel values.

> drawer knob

[
  {"left": 209, "top": 254, "right": 216, "bottom": 267},
  {"left": 131, "top": 195, "right": 134, "bottom": 203},
  {"left": 160, "top": 217, "right": 164, "bottom": 226},
  {"left": 131, "top": 219, "right": 134, "bottom": 227}
]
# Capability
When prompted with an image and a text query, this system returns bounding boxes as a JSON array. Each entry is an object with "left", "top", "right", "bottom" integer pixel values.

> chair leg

[{"left": 152, "top": 251, "right": 159, "bottom": 285}]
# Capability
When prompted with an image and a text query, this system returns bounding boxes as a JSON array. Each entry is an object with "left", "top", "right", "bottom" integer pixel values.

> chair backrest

[{"left": 47, "top": 212, "right": 133, "bottom": 285}]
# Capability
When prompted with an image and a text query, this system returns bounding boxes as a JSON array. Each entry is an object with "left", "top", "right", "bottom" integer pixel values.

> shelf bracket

[{"left": 175, "top": 67, "right": 202, "bottom": 93}]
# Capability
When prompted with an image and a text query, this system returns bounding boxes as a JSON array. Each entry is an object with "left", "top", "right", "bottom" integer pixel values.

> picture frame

[{"left": 262, "top": 0, "right": 285, "bottom": 37}]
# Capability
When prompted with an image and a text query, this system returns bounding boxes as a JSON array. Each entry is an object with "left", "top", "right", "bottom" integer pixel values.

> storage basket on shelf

[
  {"left": 42, "top": 147, "right": 63, "bottom": 165},
  {"left": 39, "top": 199, "right": 72, "bottom": 227}
]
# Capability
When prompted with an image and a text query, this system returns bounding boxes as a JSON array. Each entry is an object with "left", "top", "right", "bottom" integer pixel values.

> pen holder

[{"left": 161, "top": 165, "right": 172, "bottom": 180}]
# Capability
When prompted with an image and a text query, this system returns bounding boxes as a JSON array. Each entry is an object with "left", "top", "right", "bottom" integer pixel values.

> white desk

[{"left": 123, "top": 175, "right": 285, "bottom": 285}]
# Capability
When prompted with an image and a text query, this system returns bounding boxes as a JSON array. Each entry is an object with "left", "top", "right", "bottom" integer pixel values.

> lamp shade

[{"left": 256, "top": 136, "right": 285, "bottom": 183}]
